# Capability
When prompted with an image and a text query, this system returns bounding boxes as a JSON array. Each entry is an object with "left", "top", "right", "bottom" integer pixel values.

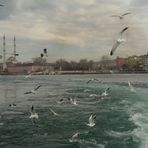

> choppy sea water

[{"left": 0, "top": 74, "right": 148, "bottom": 148}]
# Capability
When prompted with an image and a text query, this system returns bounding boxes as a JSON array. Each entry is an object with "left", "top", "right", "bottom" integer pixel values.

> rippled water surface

[{"left": 0, "top": 74, "right": 148, "bottom": 148}]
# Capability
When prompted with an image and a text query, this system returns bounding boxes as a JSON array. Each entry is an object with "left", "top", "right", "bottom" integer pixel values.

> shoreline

[{"left": 0, "top": 71, "right": 148, "bottom": 75}]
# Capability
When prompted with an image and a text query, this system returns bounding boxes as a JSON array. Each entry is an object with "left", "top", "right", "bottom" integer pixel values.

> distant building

[
  {"left": 7, "top": 65, "right": 54, "bottom": 75},
  {"left": 127, "top": 55, "right": 143, "bottom": 71},
  {"left": 116, "top": 57, "right": 128, "bottom": 70},
  {"left": 140, "top": 54, "right": 148, "bottom": 69}
]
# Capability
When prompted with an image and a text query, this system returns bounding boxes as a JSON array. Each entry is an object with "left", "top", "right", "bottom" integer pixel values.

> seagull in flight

[
  {"left": 57, "top": 98, "right": 65, "bottom": 104},
  {"left": 87, "top": 78, "right": 99, "bottom": 84},
  {"left": 86, "top": 114, "right": 96, "bottom": 127},
  {"left": 29, "top": 105, "right": 39, "bottom": 124},
  {"left": 110, "top": 27, "right": 128, "bottom": 56},
  {"left": 128, "top": 81, "right": 136, "bottom": 92},
  {"left": 111, "top": 12, "right": 131, "bottom": 19},
  {"left": 24, "top": 85, "right": 41, "bottom": 94},
  {"left": 100, "top": 87, "right": 110, "bottom": 97},
  {"left": 24, "top": 73, "right": 32, "bottom": 79},
  {"left": 69, "top": 132, "right": 80, "bottom": 143},
  {"left": 49, "top": 108, "right": 58, "bottom": 116}
]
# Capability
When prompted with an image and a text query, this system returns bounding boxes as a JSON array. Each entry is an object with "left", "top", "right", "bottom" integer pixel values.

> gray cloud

[{"left": 0, "top": 0, "right": 148, "bottom": 62}]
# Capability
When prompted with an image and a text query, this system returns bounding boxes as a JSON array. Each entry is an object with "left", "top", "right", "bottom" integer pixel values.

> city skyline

[{"left": 0, "top": 0, "right": 148, "bottom": 62}]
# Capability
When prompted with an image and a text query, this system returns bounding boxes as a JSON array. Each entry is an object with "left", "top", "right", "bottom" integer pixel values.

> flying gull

[
  {"left": 110, "top": 27, "right": 128, "bottom": 56},
  {"left": 69, "top": 132, "right": 80, "bottom": 143},
  {"left": 24, "top": 73, "right": 32, "bottom": 79},
  {"left": 86, "top": 114, "right": 96, "bottom": 127},
  {"left": 100, "top": 87, "right": 110, "bottom": 97},
  {"left": 111, "top": 12, "right": 131, "bottom": 19},
  {"left": 49, "top": 108, "right": 58, "bottom": 116},
  {"left": 128, "top": 81, "right": 136, "bottom": 92},
  {"left": 57, "top": 98, "right": 65, "bottom": 104},
  {"left": 29, "top": 105, "right": 39, "bottom": 124},
  {"left": 24, "top": 85, "right": 41, "bottom": 94}
]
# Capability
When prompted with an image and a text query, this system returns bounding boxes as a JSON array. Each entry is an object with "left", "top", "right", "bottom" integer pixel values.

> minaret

[
  {"left": 3, "top": 34, "right": 7, "bottom": 71},
  {"left": 14, "top": 36, "right": 16, "bottom": 58},
  {"left": 13, "top": 36, "right": 18, "bottom": 63}
]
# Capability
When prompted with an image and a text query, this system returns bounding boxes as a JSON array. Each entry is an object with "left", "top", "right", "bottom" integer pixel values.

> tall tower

[
  {"left": 13, "top": 36, "right": 18, "bottom": 63},
  {"left": 3, "top": 34, "right": 7, "bottom": 71},
  {"left": 14, "top": 36, "right": 16, "bottom": 58}
]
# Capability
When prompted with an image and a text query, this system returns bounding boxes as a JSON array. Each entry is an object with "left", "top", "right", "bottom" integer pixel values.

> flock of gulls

[
  {"left": 7, "top": 11, "right": 136, "bottom": 143},
  {"left": 17, "top": 75, "right": 136, "bottom": 143}
]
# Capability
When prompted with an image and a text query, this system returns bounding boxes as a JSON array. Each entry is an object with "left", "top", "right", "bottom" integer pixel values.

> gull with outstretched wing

[{"left": 110, "top": 27, "right": 128, "bottom": 56}]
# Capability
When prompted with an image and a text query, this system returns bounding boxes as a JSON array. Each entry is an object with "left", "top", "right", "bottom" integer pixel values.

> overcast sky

[{"left": 0, "top": 0, "right": 148, "bottom": 62}]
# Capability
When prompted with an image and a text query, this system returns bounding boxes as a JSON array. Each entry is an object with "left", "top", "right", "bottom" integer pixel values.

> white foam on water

[
  {"left": 106, "top": 130, "right": 132, "bottom": 138},
  {"left": 78, "top": 139, "right": 105, "bottom": 148},
  {"left": 129, "top": 111, "right": 148, "bottom": 148}
]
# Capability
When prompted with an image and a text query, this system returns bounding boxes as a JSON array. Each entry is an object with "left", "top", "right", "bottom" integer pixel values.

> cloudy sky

[{"left": 0, "top": 0, "right": 148, "bottom": 62}]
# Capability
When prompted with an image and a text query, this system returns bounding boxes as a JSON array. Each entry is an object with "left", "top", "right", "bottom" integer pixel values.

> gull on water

[
  {"left": 111, "top": 12, "right": 131, "bottom": 19},
  {"left": 86, "top": 114, "right": 96, "bottom": 127},
  {"left": 110, "top": 27, "right": 128, "bottom": 56},
  {"left": 29, "top": 105, "right": 39, "bottom": 124},
  {"left": 24, "top": 85, "right": 41, "bottom": 94},
  {"left": 87, "top": 78, "right": 99, "bottom": 84},
  {"left": 49, "top": 108, "right": 58, "bottom": 116},
  {"left": 128, "top": 81, "right": 136, "bottom": 92},
  {"left": 69, "top": 132, "right": 80, "bottom": 143}
]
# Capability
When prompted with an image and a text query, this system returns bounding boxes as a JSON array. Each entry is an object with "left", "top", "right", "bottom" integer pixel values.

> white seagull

[
  {"left": 57, "top": 98, "right": 65, "bottom": 104},
  {"left": 49, "top": 108, "right": 58, "bottom": 116},
  {"left": 128, "top": 81, "right": 136, "bottom": 92},
  {"left": 110, "top": 27, "right": 128, "bottom": 56},
  {"left": 111, "top": 12, "right": 131, "bottom": 19},
  {"left": 24, "top": 85, "right": 41, "bottom": 94},
  {"left": 29, "top": 105, "right": 39, "bottom": 124},
  {"left": 69, "top": 132, "right": 80, "bottom": 143},
  {"left": 24, "top": 73, "right": 32, "bottom": 79},
  {"left": 86, "top": 114, "right": 96, "bottom": 127},
  {"left": 100, "top": 87, "right": 110, "bottom": 97}
]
